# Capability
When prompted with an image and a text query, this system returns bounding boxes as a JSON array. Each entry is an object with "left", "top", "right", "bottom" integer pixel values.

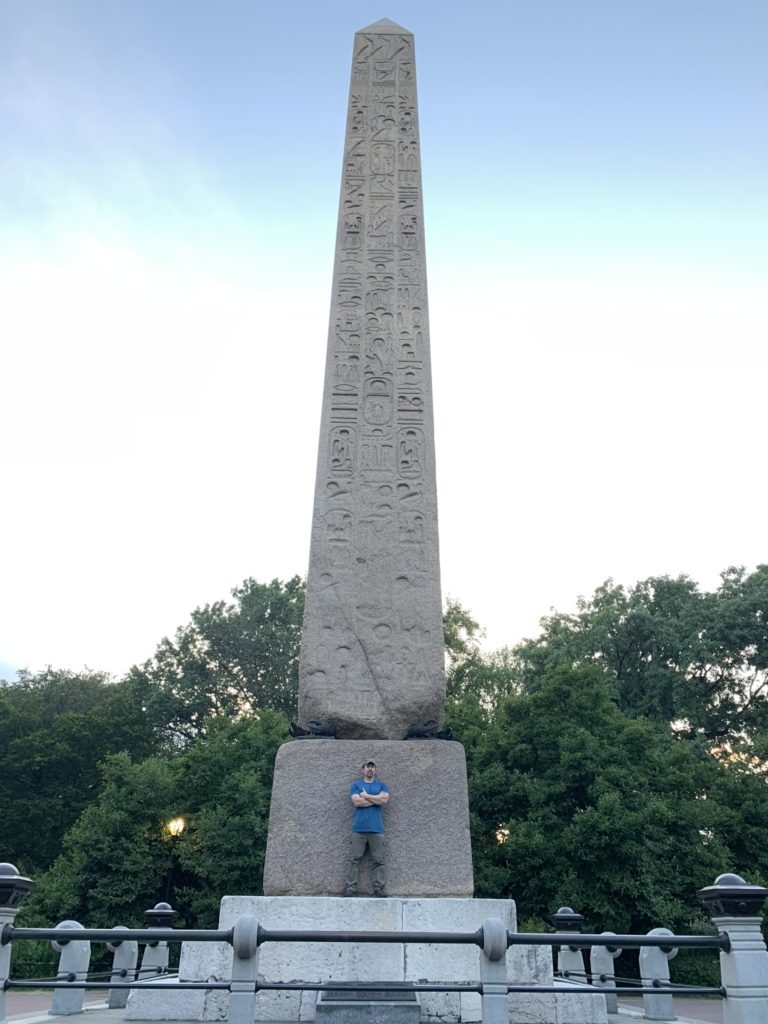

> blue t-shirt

[{"left": 349, "top": 779, "right": 389, "bottom": 834}]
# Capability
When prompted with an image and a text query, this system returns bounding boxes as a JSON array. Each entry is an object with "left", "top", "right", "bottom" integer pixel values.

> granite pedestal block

[{"left": 262, "top": 740, "right": 472, "bottom": 898}]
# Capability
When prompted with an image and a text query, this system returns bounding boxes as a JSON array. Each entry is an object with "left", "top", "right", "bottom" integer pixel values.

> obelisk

[
  {"left": 263, "top": 19, "right": 473, "bottom": 899},
  {"left": 298, "top": 17, "right": 445, "bottom": 741},
  {"left": 136, "top": 29, "right": 527, "bottom": 1024}
]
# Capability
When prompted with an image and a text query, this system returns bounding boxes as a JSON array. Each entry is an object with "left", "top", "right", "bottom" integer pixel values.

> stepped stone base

[
  {"left": 127, "top": 895, "right": 556, "bottom": 1023},
  {"left": 262, "top": 740, "right": 473, "bottom": 898},
  {"left": 126, "top": 895, "right": 606, "bottom": 1023},
  {"left": 316, "top": 986, "right": 420, "bottom": 1024}
]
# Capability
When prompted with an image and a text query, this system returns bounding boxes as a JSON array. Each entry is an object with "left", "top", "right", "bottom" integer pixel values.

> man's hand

[{"left": 351, "top": 792, "right": 373, "bottom": 807}]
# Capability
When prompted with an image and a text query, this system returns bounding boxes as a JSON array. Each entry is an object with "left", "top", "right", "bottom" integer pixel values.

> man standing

[{"left": 344, "top": 759, "right": 390, "bottom": 897}]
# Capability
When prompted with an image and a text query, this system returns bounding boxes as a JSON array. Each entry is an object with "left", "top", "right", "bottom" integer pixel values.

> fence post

[
  {"left": 480, "top": 917, "right": 508, "bottom": 1024},
  {"left": 698, "top": 872, "right": 768, "bottom": 1024},
  {"left": 50, "top": 921, "right": 91, "bottom": 1016},
  {"left": 228, "top": 914, "right": 260, "bottom": 1024},
  {"left": 590, "top": 931, "right": 622, "bottom": 1014},
  {"left": 137, "top": 901, "right": 177, "bottom": 980},
  {"left": 0, "top": 863, "right": 34, "bottom": 1024},
  {"left": 106, "top": 926, "right": 139, "bottom": 1009},
  {"left": 639, "top": 927, "right": 677, "bottom": 1022},
  {"left": 550, "top": 906, "right": 585, "bottom": 980}
]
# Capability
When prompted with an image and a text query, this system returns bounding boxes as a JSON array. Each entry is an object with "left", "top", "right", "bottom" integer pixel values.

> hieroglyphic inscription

[
  {"left": 371, "top": 143, "right": 395, "bottom": 175},
  {"left": 363, "top": 378, "right": 392, "bottom": 425},
  {"left": 300, "top": 20, "right": 444, "bottom": 738},
  {"left": 329, "top": 427, "right": 355, "bottom": 475},
  {"left": 398, "top": 427, "right": 424, "bottom": 477}
]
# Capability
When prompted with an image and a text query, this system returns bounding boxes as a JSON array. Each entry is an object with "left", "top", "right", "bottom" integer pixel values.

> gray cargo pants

[{"left": 344, "top": 831, "right": 386, "bottom": 896}]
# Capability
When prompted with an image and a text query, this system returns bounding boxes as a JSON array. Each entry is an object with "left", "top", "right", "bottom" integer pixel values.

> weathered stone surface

[
  {"left": 126, "top": 895, "right": 594, "bottom": 1024},
  {"left": 298, "top": 17, "right": 445, "bottom": 740},
  {"left": 125, "top": 979, "right": 208, "bottom": 1021},
  {"left": 157, "top": 894, "right": 560, "bottom": 1024},
  {"left": 552, "top": 982, "right": 608, "bottom": 1024},
  {"left": 262, "top": 741, "right": 472, "bottom": 897},
  {"left": 316, "top": 989, "right": 420, "bottom": 1024},
  {"left": 401, "top": 899, "right": 554, "bottom": 1024}
]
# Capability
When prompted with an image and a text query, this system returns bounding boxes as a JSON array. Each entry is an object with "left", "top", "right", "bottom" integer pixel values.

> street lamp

[
  {"left": 166, "top": 816, "right": 186, "bottom": 839},
  {"left": 164, "top": 816, "right": 186, "bottom": 901}
]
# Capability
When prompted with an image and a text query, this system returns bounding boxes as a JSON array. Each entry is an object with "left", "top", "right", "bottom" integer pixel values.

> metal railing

[
  {"left": 1, "top": 869, "right": 767, "bottom": 1024},
  {"left": 0, "top": 917, "right": 739, "bottom": 1023}
]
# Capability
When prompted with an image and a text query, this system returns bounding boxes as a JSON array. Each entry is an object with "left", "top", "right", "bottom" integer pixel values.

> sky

[{"left": 1, "top": 0, "right": 766, "bottom": 681}]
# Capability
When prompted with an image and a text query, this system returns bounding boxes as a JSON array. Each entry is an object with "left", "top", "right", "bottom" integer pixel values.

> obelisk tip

[{"left": 357, "top": 17, "right": 412, "bottom": 34}]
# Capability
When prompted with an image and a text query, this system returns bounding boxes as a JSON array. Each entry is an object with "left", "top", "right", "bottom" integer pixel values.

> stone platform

[
  {"left": 6, "top": 995, "right": 717, "bottom": 1024},
  {"left": 262, "top": 741, "right": 473, "bottom": 898},
  {"left": 125, "top": 896, "right": 561, "bottom": 1023}
]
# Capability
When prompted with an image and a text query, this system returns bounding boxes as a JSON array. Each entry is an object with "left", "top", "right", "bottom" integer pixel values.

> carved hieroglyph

[{"left": 299, "top": 18, "right": 444, "bottom": 740}]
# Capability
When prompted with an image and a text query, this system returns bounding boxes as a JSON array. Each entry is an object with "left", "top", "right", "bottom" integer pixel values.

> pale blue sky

[{"left": 1, "top": 0, "right": 766, "bottom": 677}]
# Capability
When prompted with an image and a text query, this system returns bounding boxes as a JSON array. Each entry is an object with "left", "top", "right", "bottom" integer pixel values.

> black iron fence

[{"left": 1, "top": 867, "right": 767, "bottom": 1024}]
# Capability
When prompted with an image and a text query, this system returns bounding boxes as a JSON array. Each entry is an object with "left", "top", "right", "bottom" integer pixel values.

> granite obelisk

[
  {"left": 298, "top": 17, "right": 444, "bottom": 741},
  {"left": 130, "top": 26, "right": 544, "bottom": 1024},
  {"left": 263, "top": 19, "right": 473, "bottom": 898}
]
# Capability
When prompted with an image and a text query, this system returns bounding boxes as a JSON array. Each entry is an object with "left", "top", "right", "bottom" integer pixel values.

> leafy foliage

[
  {"left": 174, "top": 711, "right": 288, "bottom": 924},
  {"left": 6, "top": 570, "right": 768, "bottom": 994},
  {"left": 462, "top": 664, "right": 739, "bottom": 934},
  {"left": 512, "top": 566, "right": 768, "bottom": 745},
  {"left": 22, "top": 753, "right": 178, "bottom": 928},
  {"left": 129, "top": 577, "right": 304, "bottom": 743},
  {"left": 21, "top": 712, "right": 289, "bottom": 930},
  {"left": 444, "top": 583, "right": 768, "bottom": 964},
  {"left": 0, "top": 669, "right": 155, "bottom": 874}
]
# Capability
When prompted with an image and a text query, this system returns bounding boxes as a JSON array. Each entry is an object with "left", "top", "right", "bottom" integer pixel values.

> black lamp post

[{"left": 164, "top": 817, "right": 186, "bottom": 903}]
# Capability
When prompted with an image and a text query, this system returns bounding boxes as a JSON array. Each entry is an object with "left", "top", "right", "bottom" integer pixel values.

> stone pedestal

[
  {"left": 262, "top": 740, "right": 472, "bottom": 898},
  {"left": 126, "top": 895, "right": 610, "bottom": 1024},
  {"left": 127, "top": 895, "right": 560, "bottom": 1023}
]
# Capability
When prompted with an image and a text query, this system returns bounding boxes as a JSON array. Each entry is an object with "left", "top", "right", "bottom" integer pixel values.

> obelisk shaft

[
  {"left": 298, "top": 19, "right": 445, "bottom": 740},
  {"left": 263, "top": 22, "right": 473, "bottom": 896}
]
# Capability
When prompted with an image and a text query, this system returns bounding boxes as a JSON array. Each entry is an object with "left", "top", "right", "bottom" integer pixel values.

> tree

[
  {"left": 22, "top": 752, "right": 178, "bottom": 929},
  {"left": 173, "top": 711, "right": 289, "bottom": 924},
  {"left": 0, "top": 669, "right": 155, "bottom": 874},
  {"left": 129, "top": 577, "right": 304, "bottom": 744},
  {"left": 20, "top": 710, "right": 289, "bottom": 931},
  {"left": 444, "top": 598, "right": 483, "bottom": 670},
  {"left": 512, "top": 566, "right": 768, "bottom": 745},
  {"left": 462, "top": 664, "right": 742, "bottom": 936},
  {"left": 14, "top": 572, "right": 768, "bottom": 976}
]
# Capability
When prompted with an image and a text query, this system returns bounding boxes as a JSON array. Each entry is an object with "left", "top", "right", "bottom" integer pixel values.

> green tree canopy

[
  {"left": 512, "top": 566, "right": 768, "bottom": 745},
  {"left": 0, "top": 669, "right": 155, "bottom": 874},
  {"left": 9, "top": 569, "right": 768, "bottom": 985},
  {"left": 22, "top": 711, "right": 289, "bottom": 930},
  {"left": 462, "top": 664, "right": 761, "bottom": 935},
  {"left": 129, "top": 576, "right": 304, "bottom": 744}
]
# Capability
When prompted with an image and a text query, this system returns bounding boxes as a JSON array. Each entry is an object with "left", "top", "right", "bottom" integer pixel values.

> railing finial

[
  {"left": 549, "top": 907, "right": 584, "bottom": 933},
  {"left": 697, "top": 873, "right": 768, "bottom": 917},
  {"left": 0, "top": 864, "right": 34, "bottom": 911},
  {"left": 144, "top": 902, "right": 179, "bottom": 927}
]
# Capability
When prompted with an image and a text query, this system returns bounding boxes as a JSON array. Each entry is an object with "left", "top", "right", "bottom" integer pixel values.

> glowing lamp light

[{"left": 167, "top": 816, "right": 186, "bottom": 838}]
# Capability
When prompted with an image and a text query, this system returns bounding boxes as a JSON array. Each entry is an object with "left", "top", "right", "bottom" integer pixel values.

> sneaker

[
  {"left": 373, "top": 891, "right": 388, "bottom": 898},
  {"left": 343, "top": 889, "right": 357, "bottom": 897}
]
